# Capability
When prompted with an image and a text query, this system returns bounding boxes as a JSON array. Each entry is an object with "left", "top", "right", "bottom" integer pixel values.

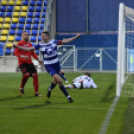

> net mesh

[{"left": 122, "top": 6, "right": 134, "bottom": 96}]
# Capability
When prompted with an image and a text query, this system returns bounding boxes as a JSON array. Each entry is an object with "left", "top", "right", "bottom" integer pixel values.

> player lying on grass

[
  {"left": 58, "top": 43, "right": 68, "bottom": 83},
  {"left": 13, "top": 31, "right": 81, "bottom": 103},
  {"left": 14, "top": 31, "right": 43, "bottom": 96},
  {"left": 64, "top": 73, "right": 97, "bottom": 89}
]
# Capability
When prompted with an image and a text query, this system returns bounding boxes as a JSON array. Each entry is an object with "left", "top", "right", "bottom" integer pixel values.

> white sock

[
  {"left": 49, "top": 87, "right": 51, "bottom": 91},
  {"left": 67, "top": 96, "right": 70, "bottom": 99},
  {"left": 68, "top": 85, "right": 73, "bottom": 89}
]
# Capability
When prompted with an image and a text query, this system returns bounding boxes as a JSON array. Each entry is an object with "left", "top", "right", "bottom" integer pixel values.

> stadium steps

[{"left": 0, "top": 0, "right": 47, "bottom": 56}]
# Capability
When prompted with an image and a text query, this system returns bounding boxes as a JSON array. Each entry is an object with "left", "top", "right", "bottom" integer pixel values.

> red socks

[
  {"left": 20, "top": 73, "right": 39, "bottom": 94},
  {"left": 33, "top": 74, "right": 39, "bottom": 93},
  {"left": 20, "top": 74, "right": 30, "bottom": 88}
]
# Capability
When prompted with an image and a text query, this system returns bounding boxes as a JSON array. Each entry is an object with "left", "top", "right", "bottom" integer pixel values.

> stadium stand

[{"left": 0, "top": 0, "right": 47, "bottom": 55}]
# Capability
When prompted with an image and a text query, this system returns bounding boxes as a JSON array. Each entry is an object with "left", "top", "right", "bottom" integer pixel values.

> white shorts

[{"left": 73, "top": 81, "right": 97, "bottom": 89}]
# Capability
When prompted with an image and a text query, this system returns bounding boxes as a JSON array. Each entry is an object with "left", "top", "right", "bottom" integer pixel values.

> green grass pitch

[{"left": 0, "top": 72, "right": 130, "bottom": 134}]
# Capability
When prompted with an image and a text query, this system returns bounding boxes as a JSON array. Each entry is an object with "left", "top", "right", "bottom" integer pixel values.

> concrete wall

[{"left": 0, "top": 57, "right": 18, "bottom": 72}]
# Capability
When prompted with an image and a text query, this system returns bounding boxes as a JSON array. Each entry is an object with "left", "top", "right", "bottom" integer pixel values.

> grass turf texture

[{"left": 0, "top": 72, "right": 126, "bottom": 134}]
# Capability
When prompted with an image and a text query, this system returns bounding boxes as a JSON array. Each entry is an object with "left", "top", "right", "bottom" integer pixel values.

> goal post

[
  {"left": 117, "top": 3, "right": 134, "bottom": 96},
  {"left": 116, "top": 3, "right": 125, "bottom": 96}
]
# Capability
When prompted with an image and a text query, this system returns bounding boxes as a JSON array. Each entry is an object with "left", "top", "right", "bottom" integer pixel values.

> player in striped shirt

[{"left": 13, "top": 31, "right": 81, "bottom": 103}]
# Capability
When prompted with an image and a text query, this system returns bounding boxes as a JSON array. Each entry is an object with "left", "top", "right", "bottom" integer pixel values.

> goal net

[{"left": 117, "top": 3, "right": 134, "bottom": 96}]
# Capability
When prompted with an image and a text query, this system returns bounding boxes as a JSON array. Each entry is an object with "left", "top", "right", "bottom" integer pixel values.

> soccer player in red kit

[{"left": 14, "top": 31, "right": 43, "bottom": 96}]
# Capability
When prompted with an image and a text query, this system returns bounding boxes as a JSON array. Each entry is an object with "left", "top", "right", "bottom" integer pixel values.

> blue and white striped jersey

[{"left": 34, "top": 39, "right": 62, "bottom": 65}]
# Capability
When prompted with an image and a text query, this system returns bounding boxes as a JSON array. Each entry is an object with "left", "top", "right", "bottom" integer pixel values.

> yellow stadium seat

[
  {"left": 8, "top": 0, "right": 14, "bottom": 5},
  {"left": 0, "top": 24, "right": 2, "bottom": 28},
  {"left": 0, "top": 18, "right": 4, "bottom": 23},
  {"left": 14, "top": 41, "right": 18, "bottom": 44},
  {"left": 16, "top": 0, "right": 21, "bottom": 5},
  {"left": 14, "top": 6, "right": 20, "bottom": 11},
  {"left": 12, "top": 18, "right": 18, "bottom": 23},
  {"left": 6, "top": 44, "right": 13, "bottom": 47},
  {"left": 3, "top": 24, "right": 9, "bottom": 29},
  {"left": 0, "top": 36, "right": 6, "bottom": 41},
  {"left": 8, "top": 36, "right": 14, "bottom": 41},
  {"left": 1, "top": 0, "right": 7, "bottom": 5},
  {"left": 20, "top": 12, "right": 26, "bottom": 17},
  {"left": 21, "top": 6, "right": 28, "bottom": 11},
  {"left": 5, "top": 18, "right": 11, "bottom": 23},
  {"left": 13, "top": 12, "right": 19, "bottom": 17},
  {"left": 2, "top": 30, "right": 8, "bottom": 35}
]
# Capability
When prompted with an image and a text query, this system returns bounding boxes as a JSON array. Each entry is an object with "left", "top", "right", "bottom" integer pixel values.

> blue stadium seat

[
  {"left": 32, "top": 44, "right": 35, "bottom": 47},
  {"left": 29, "top": 6, "right": 34, "bottom": 12},
  {"left": 23, "top": 0, "right": 28, "bottom": 5},
  {"left": 7, "top": 6, "right": 13, "bottom": 11},
  {"left": 35, "top": 12, "right": 40, "bottom": 18},
  {"left": 19, "top": 18, "right": 25, "bottom": 23},
  {"left": 0, "top": 44, "right": 3, "bottom": 56},
  {"left": 32, "top": 30, "right": 37, "bottom": 35},
  {"left": 0, "top": 12, "right": 4, "bottom": 17},
  {"left": 36, "top": 6, "right": 41, "bottom": 12},
  {"left": 44, "top": 1, "right": 47, "bottom": 5},
  {"left": 36, "top": 50, "right": 39, "bottom": 54},
  {"left": 39, "top": 30, "right": 43, "bottom": 35},
  {"left": 37, "top": 1, "right": 42, "bottom": 6},
  {"left": 33, "top": 24, "right": 38, "bottom": 29},
  {"left": 40, "top": 24, "right": 44, "bottom": 29},
  {"left": 17, "top": 30, "right": 23, "bottom": 35},
  {"left": 25, "top": 24, "right": 31, "bottom": 29},
  {"left": 30, "top": 0, "right": 35, "bottom": 6},
  {"left": 42, "top": 12, "right": 46, "bottom": 17},
  {"left": 0, "top": 6, "right": 6, "bottom": 11},
  {"left": 27, "top": 18, "right": 32, "bottom": 23},
  {"left": 18, "top": 24, "right": 24, "bottom": 29},
  {"left": 28, "top": 12, "right": 33, "bottom": 17},
  {"left": 6, "top": 12, "right": 12, "bottom": 17},
  {"left": 43, "top": 6, "right": 47, "bottom": 12},
  {"left": 41, "top": 18, "right": 45, "bottom": 23},
  {"left": 34, "top": 18, "right": 39, "bottom": 23},
  {"left": 25, "top": 30, "right": 30, "bottom": 34},
  {"left": 31, "top": 36, "right": 36, "bottom": 41},
  {"left": 11, "top": 23, "right": 17, "bottom": 29},
  {"left": 10, "top": 30, "right": 15, "bottom": 35},
  {"left": 16, "top": 36, "right": 21, "bottom": 41},
  {"left": 38, "top": 36, "right": 42, "bottom": 41},
  {"left": 5, "top": 48, "right": 11, "bottom": 54}
]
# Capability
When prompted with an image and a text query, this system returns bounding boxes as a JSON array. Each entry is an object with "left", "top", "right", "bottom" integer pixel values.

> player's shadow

[
  {"left": 14, "top": 100, "right": 68, "bottom": 110},
  {"left": 0, "top": 95, "right": 33, "bottom": 102},
  {"left": 101, "top": 81, "right": 115, "bottom": 102}
]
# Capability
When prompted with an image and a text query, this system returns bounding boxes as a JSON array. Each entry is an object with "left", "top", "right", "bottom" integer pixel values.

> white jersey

[
  {"left": 73, "top": 75, "right": 97, "bottom": 89},
  {"left": 34, "top": 39, "right": 62, "bottom": 65}
]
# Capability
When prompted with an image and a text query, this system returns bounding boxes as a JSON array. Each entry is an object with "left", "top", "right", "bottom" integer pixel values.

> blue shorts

[
  {"left": 45, "top": 62, "right": 61, "bottom": 76},
  {"left": 59, "top": 65, "right": 62, "bottom": 70}
]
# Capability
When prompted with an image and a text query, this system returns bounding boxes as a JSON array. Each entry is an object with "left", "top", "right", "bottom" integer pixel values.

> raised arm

[
  {"left": 62, "top": 33, "right": 81, "bottom": 44},
  {"left": 13, "top": 44, "right": 34, "bottom": 51}
]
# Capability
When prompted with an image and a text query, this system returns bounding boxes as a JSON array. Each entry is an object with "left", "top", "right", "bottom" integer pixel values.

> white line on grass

[
  {"left": 0, "top": 105, "right": 109, "bottom": 110},
  {"left": 98, "top": 96, "right": 119, "bottom": 134}
]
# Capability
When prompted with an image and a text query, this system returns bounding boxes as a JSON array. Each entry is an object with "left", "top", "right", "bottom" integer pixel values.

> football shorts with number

[{"left": 19, "top": 63, "right": 37, "bottom": 77}]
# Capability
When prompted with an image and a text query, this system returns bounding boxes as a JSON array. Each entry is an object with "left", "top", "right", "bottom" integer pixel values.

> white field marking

[
  {"left": 0, "top": 105, "right": 109, "bottom": 110},
  {"left": 98, "top": 96, "right": 119, "bottom": 134}
]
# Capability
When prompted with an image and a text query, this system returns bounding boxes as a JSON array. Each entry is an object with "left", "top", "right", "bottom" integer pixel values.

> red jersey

[{"left": 14, "top": 40, "right": 38, "bottom": 65}]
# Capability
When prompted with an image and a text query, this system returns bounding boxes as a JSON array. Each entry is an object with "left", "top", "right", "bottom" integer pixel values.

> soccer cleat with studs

[
  {"left": 47, "top": 87, "right": 51, "bottom": 98},
  {"left": 35, "top": 93, "right": 42, "bottom": 97},
  {"left": 68, "top": 97, "right": 74, "bottom": 103},
  {"left": 19, "top": 88, "right": 24, "bottom": 96}
]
